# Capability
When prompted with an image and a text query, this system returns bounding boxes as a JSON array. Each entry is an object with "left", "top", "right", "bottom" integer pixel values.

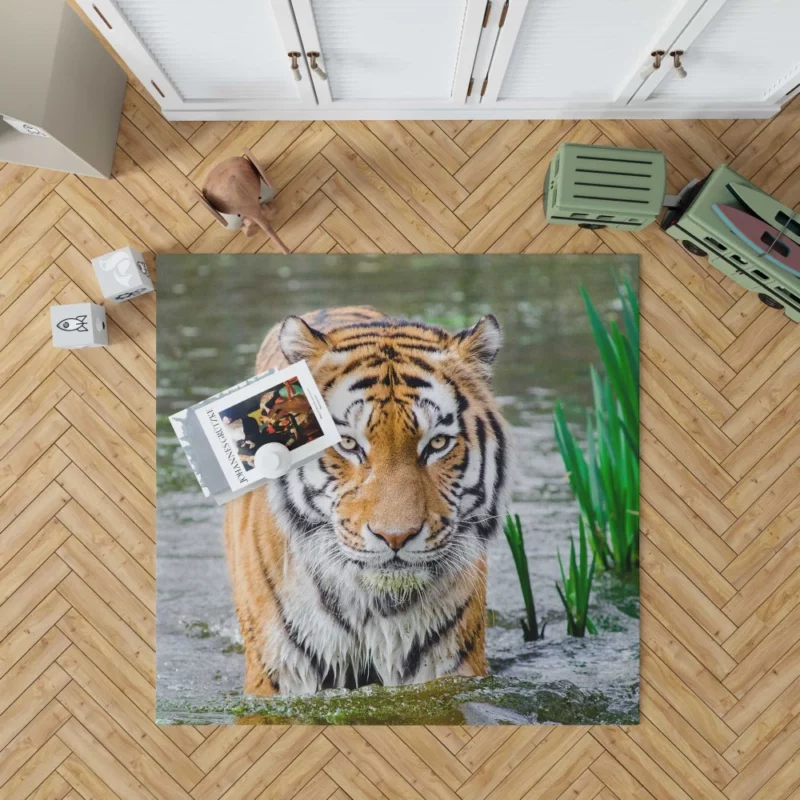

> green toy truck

[
  {"left": 544, "top": 142, "right": 799, "bottom": 323},
  {"left": 660, "top": 165, "right": 800, "bottom": 323}
]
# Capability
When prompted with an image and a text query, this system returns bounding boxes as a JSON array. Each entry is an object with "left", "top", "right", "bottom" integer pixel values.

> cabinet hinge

[
  {"left": 467, "top": 78, "right": 474, "bottom": 97},
  {"left": 499, "top": 0, "right": 509, "bottom": 27},
  {"left": 480, "top": 77, "right": 488, "bottom": 97},
  {"left": 482, "top": 0, "right": 491, "bottom": 27}
]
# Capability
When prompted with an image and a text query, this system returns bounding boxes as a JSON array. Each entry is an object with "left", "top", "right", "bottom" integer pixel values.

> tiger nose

[{"left": 370, "top": 525, "right": 422, "bottom": 552}]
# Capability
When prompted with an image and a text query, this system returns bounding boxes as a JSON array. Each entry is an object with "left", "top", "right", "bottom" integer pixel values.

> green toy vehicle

[
  {"left": 544, "top": 144, "right": 800, "bottom": 322},
  {"left": 661, "top": 165, "right": 800, "bottom": 323},
  {"left": 544, "top": 143, "right": 667, "bottom": 231}
]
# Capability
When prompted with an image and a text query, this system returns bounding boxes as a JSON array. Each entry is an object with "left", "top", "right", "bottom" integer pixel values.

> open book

[{"left": 169, "top": 360, "right": 340, "bottom": 504}]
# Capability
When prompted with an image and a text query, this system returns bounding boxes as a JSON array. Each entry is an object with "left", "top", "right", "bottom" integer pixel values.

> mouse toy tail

[{"left": 253, "top": 213, "right": 290, "bottom": 254}]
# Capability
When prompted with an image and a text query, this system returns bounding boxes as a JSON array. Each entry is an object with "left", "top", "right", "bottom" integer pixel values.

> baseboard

[{"left": 162, "top": 104, "right": 781, "bottom": 122}]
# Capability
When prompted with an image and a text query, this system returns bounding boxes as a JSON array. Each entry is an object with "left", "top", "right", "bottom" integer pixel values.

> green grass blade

[
  {"left": 615, "top": 272, "right": 639, "bottom": 349},
  {"left": 554, "top": 280, "right": 639, "bottom": 574},
  {"left": 555, "top": 518, "right": 598, "bottom": 638},
  {"left": 503, "top": 514, "right": 543, "bottom": 641}
]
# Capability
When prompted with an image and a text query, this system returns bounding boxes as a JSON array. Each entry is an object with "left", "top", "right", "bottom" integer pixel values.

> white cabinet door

[
  {"left": 633, "top": 0, "right": 800, "bottom": 108},
  {"left": 78, "top": 0, "right": 794, "bottom": 118},
  {"left": 76, "top": 0, "right": 316, "bottom": 112},
  {"left": 289, "top": 0, "right": 486, "bottom": 108},
  {"left": 481, "top": 0, "right": 693, "bottom": 109}
]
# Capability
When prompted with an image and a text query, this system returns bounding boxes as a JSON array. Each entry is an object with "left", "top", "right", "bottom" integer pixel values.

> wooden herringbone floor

[{"left": 3, "top": 55, "right": 800, "bottom": 799}]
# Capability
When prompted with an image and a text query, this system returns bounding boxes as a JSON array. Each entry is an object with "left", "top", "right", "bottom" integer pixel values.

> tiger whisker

[{"left": 460, "top": 513, "right": 503, "bottom": 526}]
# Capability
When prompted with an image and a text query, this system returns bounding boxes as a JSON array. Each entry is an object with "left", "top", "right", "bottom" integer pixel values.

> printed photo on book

[
  {"left": 219, "top": 375, "right": 323, "bottom": 471},
  {"left": 194, "top": 361, "right": 339, "bottom": 492}
]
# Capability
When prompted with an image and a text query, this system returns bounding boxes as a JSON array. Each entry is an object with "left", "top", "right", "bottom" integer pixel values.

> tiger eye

[
  {"left": 340, "top": 435, "right": 358, "bottom": 451},
  {"left": 430, "top": 435, "right": 449, "bottom": 450}
]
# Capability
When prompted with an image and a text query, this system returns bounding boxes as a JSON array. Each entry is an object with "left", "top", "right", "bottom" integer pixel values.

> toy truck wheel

[
  {"left": 758, "top": 293, "right": 784, "bottom": 310},
  {"left": 578, "top": 223, "right": 606, "bottom": 230},
  {"left": 682, "top": 240, "right": 707, "bottom": 257}
]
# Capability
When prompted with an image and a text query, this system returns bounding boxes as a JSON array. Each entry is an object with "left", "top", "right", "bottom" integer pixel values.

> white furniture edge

[{"left": 161, "top": 103, "right": 780, "bottom": 121}]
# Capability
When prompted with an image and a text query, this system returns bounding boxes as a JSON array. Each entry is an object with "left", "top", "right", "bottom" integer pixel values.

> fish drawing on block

[
  {"left": 713, "top": 204, "right": 800, "bottom": 277},
  {"left": 727, "top": 183, "right": 800, "bottom": 246},
  {"left": 56, "top": 315, "right": 89, "bottom": 332}
]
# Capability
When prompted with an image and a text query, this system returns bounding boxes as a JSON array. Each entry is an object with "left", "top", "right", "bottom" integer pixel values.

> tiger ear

[
  {"left": 453, "top": 315, "right": 502, "bottom": 376},
  {"left": 279, "top": 316, "right": 329, "bottom": 364}
]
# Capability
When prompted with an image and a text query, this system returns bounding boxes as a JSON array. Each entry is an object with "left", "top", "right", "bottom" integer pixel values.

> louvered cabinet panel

[
  {"left": 292, "top": 0, "right": 482, "bottom": 105},
  {"left": 495, "top": 0, "right": 685, "bottom": 103},
  {"left": 114, "top": 0, "right": 297, "bottom": 101},
  {"left": 76, "top": 0, "right": 316, "bottom": 110},
  {"left": 648, "top": 0, "right": 800, "bottom": 102}
]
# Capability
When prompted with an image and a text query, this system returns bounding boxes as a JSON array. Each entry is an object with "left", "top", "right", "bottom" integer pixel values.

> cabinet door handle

[
  {"left": 640, "top": 50, "right": 665, "bottom": 81},
  {"left": 670, "top": 50, "right": 687, "bottom": 79},
  {"left": 307, "top": 52, "right": 327, "bottom": 81},
  {"left": 288, "top": 52, "right": 302, "bottom": 81}
]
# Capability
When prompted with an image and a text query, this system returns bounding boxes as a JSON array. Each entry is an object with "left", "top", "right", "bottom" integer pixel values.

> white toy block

[
  {"left": 51, "top": 303, "right": 108, "bottom": 349},
  {"left": 91, "top": 246, "right": 154, "bottom": 302}
]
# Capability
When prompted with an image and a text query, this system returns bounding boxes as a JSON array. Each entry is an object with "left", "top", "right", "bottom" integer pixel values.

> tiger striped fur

[{"left": 224, "top": 306, "right": 510, "bottom": 696}]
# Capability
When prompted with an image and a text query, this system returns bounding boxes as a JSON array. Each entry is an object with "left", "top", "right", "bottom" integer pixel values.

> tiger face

[{"left": 270, "top": 314, "right": 509, "bottom": 608}]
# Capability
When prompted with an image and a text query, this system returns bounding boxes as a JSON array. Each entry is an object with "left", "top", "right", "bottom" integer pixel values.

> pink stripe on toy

[{"left": 713, "top": 204, "right": 800, "bottom": 276}]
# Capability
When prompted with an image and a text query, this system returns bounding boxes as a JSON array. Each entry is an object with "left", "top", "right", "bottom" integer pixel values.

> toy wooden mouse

[{"left": 196, "top": 148, "right": 289, "bottom": 254}]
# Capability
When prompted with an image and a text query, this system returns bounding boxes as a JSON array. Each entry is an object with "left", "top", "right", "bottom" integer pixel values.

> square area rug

[{"left": 156, "top": 254, "right": 640, "bottom": 725}]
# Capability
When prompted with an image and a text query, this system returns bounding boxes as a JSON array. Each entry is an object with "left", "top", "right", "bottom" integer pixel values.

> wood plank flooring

[{"left": 1, "top": 75, "right": 800, "bottom": 799}]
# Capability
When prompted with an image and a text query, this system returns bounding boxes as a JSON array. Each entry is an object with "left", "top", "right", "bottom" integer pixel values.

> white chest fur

[{"left": 261, "top": 546, "right": 474, "bottom": 695}]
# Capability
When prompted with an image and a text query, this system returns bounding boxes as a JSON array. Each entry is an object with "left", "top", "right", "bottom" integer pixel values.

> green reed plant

[
  {"left": 555, "top": 518, "right": 597, "bottom": 637},
  {"left": 503, "top": 513, "right": 545, "bottom": 641},
  {"left": 553, "top": 275, "right": 639, "bottom": 572}
]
